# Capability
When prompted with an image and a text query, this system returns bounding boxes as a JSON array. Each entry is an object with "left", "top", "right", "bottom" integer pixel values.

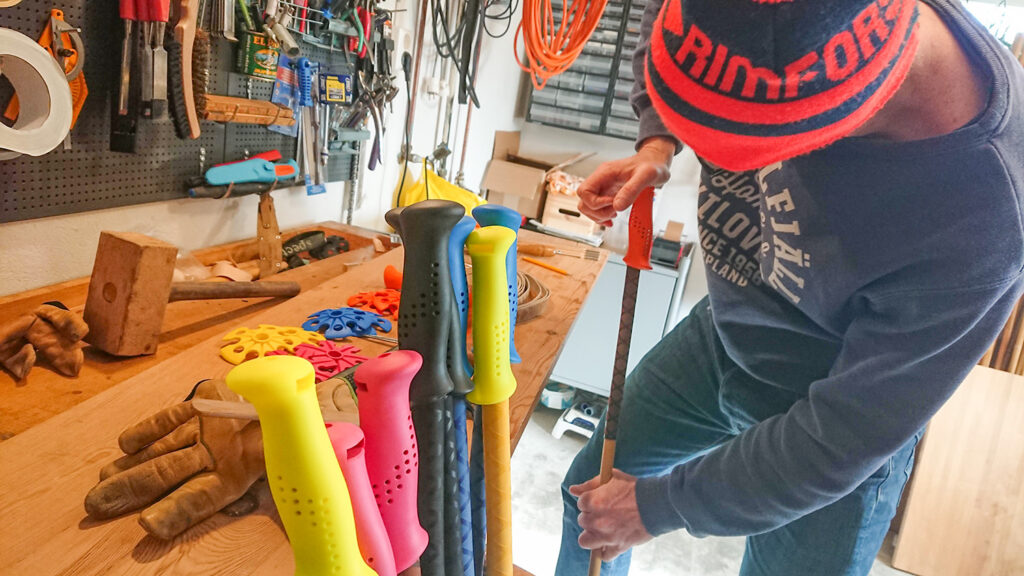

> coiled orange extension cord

[{"left": 515, "top": 0, "right": 609, "bottom": 89}]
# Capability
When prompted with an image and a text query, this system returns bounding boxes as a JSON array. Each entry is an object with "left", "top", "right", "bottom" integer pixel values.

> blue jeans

[{"left": 556, "top": 299, "right": 920, "bottom": 576}]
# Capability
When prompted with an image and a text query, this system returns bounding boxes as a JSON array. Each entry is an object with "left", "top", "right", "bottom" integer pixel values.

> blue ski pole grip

[
  {"left": 471, "top": 205, "right": 522, "bottom": 364},
  {"left": 449, "top": 216, "right": 476, "bottom": 379},
  {"left": 296, "top": 58, "right": 314, "bottom": 107}
]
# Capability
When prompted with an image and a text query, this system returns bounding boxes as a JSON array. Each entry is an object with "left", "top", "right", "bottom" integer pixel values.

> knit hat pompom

[{"left": 647, "top": 0, "right": 920, "bottom": 170}]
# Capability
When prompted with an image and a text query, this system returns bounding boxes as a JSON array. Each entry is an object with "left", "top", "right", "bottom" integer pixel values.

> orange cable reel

[{"left": 516, "top": 0, "right": 609, "bottom": 89}]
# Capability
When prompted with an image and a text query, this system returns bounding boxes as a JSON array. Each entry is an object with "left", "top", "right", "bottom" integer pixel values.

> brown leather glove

[
  {"left": 0, "top": 304, "right": 88, "bottom": 380},
  {"left": 84, "top": 376, "right": 356, "bottom": 539}
]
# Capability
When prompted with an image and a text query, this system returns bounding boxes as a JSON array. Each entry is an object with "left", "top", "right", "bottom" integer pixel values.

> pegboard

[{"left": 0, "top": 1, "right": 356, "bottom": 223}]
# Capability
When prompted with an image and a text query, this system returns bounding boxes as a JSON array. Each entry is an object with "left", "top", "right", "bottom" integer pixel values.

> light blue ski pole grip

[
  {"left": 471, "top": 205, "right": 521, "bottom": 363},
  {"left": 297, "top": 58, "right": 314, "bottom": 107},
  {"left": 448, "top": 216, "right": 476, "bottom": 378}
]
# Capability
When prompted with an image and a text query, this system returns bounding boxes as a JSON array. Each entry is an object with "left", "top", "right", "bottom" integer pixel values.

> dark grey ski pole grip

[
  {"left": 387, "top": 200, "right": 464, "bottom": 576},
  {"left": 472, "top": 204, "right": 522, "bottom": 363}
]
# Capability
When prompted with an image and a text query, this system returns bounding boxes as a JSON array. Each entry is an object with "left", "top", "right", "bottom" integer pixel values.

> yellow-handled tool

[
  {"left": 466, "top": 226, "right": 518, "bottom": 576},
  {"left": 226, "top": 355, "right": 376, "bottom": 576}
]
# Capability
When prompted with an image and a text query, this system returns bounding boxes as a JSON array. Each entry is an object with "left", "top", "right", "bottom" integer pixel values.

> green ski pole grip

[{"left": 226, "top": 355, "right": 376, "bottom": 576}]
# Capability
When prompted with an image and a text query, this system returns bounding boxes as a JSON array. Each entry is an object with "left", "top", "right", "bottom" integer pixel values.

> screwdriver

[
  {"left": 518, "top": 243, "right": 600, "bottom": 260},
  {"left": 151, "top": 0, "right": 170, "bottom": 118},
  {"left": 138, "top": 0, "right": 153, "bottom": 117},
  {"left": 118, "top": 0, "right": 136, "bottom": 116}
]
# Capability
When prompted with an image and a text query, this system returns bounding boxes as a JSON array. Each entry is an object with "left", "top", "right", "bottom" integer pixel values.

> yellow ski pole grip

[
  {"left": 226, "top": 355, "right": 377, "bottom": 576},
  {"left": 465, "top": 226, "right": 517, "bottom": 407},
  {"left": 465, "top": 226, "right": 517, "bottom": 576}
]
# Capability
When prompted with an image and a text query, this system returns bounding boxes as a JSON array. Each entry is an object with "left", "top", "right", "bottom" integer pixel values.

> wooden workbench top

[
  {"left": 0, "top": 222, "right": 387, "bottom": 441},
  {"left": 0, "top": 229, "right": 606, "bottom": 576}
]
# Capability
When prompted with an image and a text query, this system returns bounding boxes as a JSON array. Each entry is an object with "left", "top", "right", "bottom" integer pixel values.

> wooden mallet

[
  {"left": 83, "top": 231, "right": 300, "bottom": 356},
  {"left": 588, "top": 188, "right": 654, "bottom": 575}
]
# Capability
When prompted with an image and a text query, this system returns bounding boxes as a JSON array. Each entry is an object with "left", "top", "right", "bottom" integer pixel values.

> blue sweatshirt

[{"left": 631, "top": 0, "right": 1024, "bottom": 537}]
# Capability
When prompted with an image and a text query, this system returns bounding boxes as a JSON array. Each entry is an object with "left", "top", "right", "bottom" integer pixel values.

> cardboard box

[
  {"left": 541, "top": 192, "right": 602, "bottom": 237},
  {"left": 480, "top": 131, "right": 589, "bottom": 220}
]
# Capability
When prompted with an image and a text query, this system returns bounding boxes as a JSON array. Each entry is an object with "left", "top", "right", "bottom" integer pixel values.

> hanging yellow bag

[{"left": 392, "top": 160, "right": 487, "bottom": 213}]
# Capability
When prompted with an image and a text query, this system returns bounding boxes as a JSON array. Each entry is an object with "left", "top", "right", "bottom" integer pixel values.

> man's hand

[
  {"left": 577, "top": 136, "right": 675, "bottom": 226},
  {"left": 570, "top": 469, "right": 653, "bottom": 561}
]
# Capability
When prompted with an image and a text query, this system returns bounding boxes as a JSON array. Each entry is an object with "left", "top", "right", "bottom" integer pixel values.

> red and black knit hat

[{"left": 646, "top": 0, "right": 920, "bottom": 170}]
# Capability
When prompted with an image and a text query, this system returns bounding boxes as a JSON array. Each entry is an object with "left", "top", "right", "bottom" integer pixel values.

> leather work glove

[
  {"left": 0, "top": 303, "right": 88, "bottom": 380},
  {"left": 84, "top": 376, "right": 357, "bottom": 539}
]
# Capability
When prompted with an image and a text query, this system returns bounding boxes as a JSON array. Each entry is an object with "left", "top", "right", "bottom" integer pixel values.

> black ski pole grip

[{"left": 386, "top": 200, "right": 465, "bottom": 576}]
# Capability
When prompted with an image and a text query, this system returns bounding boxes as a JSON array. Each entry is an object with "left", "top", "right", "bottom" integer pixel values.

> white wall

[{"left": 0, "top": 185, "right": 345, "bottom": 296}]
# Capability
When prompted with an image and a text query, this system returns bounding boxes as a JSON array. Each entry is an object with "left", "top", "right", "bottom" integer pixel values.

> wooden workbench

[
  {"left": 0, "top": 229, "right": 606, "bottom": 575},
  {"left": 0, "top": 222, "right": 387, "bottom": 440}
]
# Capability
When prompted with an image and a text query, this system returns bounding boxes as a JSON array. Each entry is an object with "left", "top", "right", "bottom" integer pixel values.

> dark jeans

[{"left": 556, "top": 299, "right": 920, "bottom": 575}]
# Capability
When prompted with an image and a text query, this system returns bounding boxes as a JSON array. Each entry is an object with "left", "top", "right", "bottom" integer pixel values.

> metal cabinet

[{"left": 550, "top": 251, "right": 693, "bottom": 396}]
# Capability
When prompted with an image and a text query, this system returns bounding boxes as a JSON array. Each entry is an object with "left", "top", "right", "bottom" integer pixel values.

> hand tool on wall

[
  {"left": 168, "top": 0, "right": 201, "bottom": 139},
  {"left": 296, "top": 57, "right": 325, "bottom": 193},
  {"left": 327, "top": 421, "right": 397, "bottom": 576},
  {"left": 263, "top": 0, "right": 300, "bottom": 57},
  {"left": 473, "top": 205, "right": 523, "bottom": 363},
  {"left": 83, "top": 232, "right": 302, "bottom": 357},
  {"left": 385, "top": 201, "right": 463, "bottom": 576},
  {"left": 150, "top": 0, "right": 170, "bottom": 118},
  {"left": 587, "top": 188, "right": 654, "bottom": 576},
  {"left": 448, "top": 215, "right": 478, "bottom": 576},
  {"left": 118, "top": 0, "right": 136, "bottom": 116},
  {"left": 466, "top": 225, "right": 519, "bottom": 576},
  {"left": 138, "top": 0, "right": 154, "bottom": 118},
  {"left": 226, "top": 356, "right": 376, "bottom": 576},
  {"left": 214, "top": 0, "right": 238, "bottom": 41},
  {"left": 202, "top": 94, "right": 296, "bottom": 126},
  {"left": 354, "top": 350, "right": 430, "bottom": 573},
  {"left": 187, "top": 179, "right": 298, "bottom": 198},
  {"left": 204, "top": 157, "right": 299, "bottom": 185}
]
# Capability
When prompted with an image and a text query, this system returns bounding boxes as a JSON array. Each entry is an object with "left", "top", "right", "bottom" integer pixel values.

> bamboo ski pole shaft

[
  {"left": 588, "top": 188, "right": 655, "bottom": 576},
  {"left": 466, "top": 226, "right": 519, "bottom": 576}
]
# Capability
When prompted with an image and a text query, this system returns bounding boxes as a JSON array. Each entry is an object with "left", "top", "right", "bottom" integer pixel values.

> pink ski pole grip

[
  {"left": 328, "top": 422, "right": 398, "bottom": 576},
  {"left": 354, "top": 350, "right": 429, "bottom": 573}
]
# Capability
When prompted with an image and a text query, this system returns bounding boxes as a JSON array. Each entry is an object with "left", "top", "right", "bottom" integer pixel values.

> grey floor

[{"left": 511, "top": 406, "right": 911, "bottom": 576}]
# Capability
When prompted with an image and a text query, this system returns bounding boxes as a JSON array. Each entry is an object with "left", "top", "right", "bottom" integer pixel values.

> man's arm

[
  {"left": 635, "top": 278, "right": 1022, "bottom": 537},
  {"left": 631, "top": 0, "right": 682, "bottom": 152}
]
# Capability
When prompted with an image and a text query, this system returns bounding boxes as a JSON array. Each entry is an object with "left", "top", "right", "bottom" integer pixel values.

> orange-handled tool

[{"left": 588, "top": 188, "right": 654, "bottom": 575}]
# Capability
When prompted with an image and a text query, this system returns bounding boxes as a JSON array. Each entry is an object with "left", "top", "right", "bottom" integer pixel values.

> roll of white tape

[{"left": 0, "top": 28, "right": 73, "bottom": 159}]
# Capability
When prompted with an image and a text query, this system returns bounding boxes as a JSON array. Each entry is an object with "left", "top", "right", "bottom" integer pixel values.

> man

[{"left": 558, "top": 0, "right": 1024, "bottom": 574}]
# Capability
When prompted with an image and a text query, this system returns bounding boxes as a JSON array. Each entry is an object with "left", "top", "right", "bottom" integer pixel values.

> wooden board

[
  {"left": 891, "top": 365, "right": 1024, "bottom": 575},
  {"left": 0, "top": 223, "right": 388, "bottom": 440},
  {"left": 0, "top": 230, "right": 606, "bottom": 575}
]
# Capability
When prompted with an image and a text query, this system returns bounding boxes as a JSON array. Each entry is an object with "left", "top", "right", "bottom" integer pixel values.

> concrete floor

[{"left": 511, "top": 406, "right": 911, "bottom": 576}]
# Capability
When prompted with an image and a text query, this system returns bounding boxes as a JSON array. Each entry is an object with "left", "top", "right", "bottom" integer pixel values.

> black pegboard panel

[{"left": 0, "top": 1, "right": 356, "bottom": 223}]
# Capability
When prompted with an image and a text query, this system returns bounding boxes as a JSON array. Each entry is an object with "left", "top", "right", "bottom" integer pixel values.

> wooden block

[{"left": 83, "top": 232, "right": 178, "bottom": 356}]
